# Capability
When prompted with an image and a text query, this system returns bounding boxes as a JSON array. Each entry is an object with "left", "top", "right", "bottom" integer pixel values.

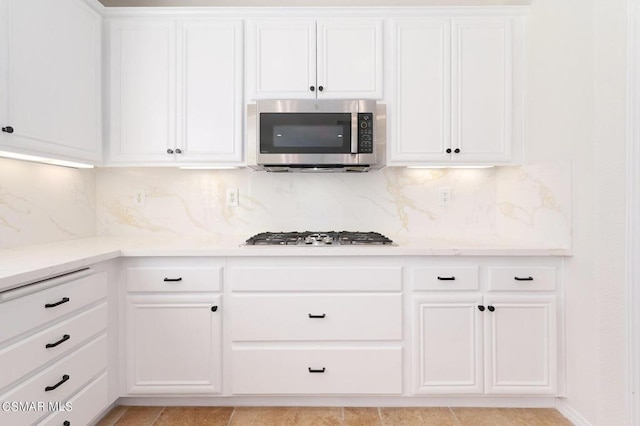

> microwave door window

[{"left": 260, "top": 113, "right": 352, "bottom": 153}]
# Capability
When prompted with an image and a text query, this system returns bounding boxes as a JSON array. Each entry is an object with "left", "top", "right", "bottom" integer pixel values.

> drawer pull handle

[
  {"left": 44, "top": 297, "right": 70, "bottom": 309},
  {"left": 163, "top": 277, "right": 183, "bottom": 282},
  {"left": 437, "top": 276, "right": 456, "bottom": 281},
  {"left": 45, "top": 334, "right": 70, "bottom": 349},
  {"left": 308, "top": 367, "right": 326, "bottom": 373},
  {"left": 514, "top": 276, "right": 534, "bottom": 281},
  {"left": 308, "top": 313, "right": 326, "bottom": 319},
  {"left": 487, "top": 305, "right": 495, "bottom": 312},
  {"left": 45, "top": 374, "right": 70, "bottom": 392}
]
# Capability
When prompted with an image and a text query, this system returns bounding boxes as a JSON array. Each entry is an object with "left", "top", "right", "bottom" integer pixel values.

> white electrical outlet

[
  {"left": 226, "top": 188, "right": 239, "bottom": 207},
  {"left": 134, "top": 189, "right": 146, "bottom": 207},
  {"left": 439, "top": 187, "right": 451, "bottom": 206}
]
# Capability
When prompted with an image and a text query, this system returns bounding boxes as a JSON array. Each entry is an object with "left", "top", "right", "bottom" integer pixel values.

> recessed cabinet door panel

[
  {"left": 391, "top": 19, "right": 450, "bottom": 163},
  {"left": 413, "top": 296, "right": 483, "bottom": 394},
  {"left": 127, "top": 294, "right": 222, "bottom": 394},
  {"left": 249, "top": 19, "right": 316, "bottom": 99},
  {"left": 317, "top": 19, "right": 383, "bottom": 99},
  {"left": 109, "top": 20, "right": 176, "bottom": 162},
  {"left": 451, "top": 18, "right": 512, "bottom": 162},
  {"left": 484, "top": 295, "right": 557, "bottom": 395},
  {"left": 177, "top": 20, "right": 243, "bottom": 162}
]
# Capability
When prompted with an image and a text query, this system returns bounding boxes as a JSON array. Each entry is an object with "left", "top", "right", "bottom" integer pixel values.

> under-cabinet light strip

[{"left": 0, "top": 151, "right": 94, "bottom": 169}]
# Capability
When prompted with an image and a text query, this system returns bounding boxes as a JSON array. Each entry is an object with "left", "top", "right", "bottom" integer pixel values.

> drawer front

[
  {"left": 0, "top": 272, "right": 107, "bottom": 344},
  {"left": 412, "top": 267, "right": 479, "bottom": 291},
  {"left": 127, "top": 267, "right": 223, "bottom": 292},
  {"left": 0, "top": 303, "right": 107, "bottom": 391},
  {"left": 230, "top": 267, "right": 402, "bottom": 292},
  {"left": 488, "top": 266, "right": 556, "bottom": 291},
  {"left": 231, "top": 347, "right": 402, "bottom": 394},
  {"left": 37, "top": 372, "right": 108, "bottom": 426},
  {"left": 0, "top": 334, "right": 107, "bottom": 425},
  {"left": 232, "top": 294, "right": 401, "bottom": 341}
]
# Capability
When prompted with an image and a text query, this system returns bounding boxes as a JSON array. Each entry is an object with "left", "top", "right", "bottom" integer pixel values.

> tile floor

[{"left": 96, "top": 406, "right": 574, "bottom": 426}]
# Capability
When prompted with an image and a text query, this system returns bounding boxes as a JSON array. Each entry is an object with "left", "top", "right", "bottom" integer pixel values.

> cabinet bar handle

[
  {"left": 45, "top": 334, "right": 70, "bottom": 349},
  {"left": 308, "top": 313, "right": 326, "bottom": 318},
  {"left": 44, "top": 297, "right": 70, "bottom": 308},
  {"left": 514, "top": 276, "right": 534, "bottom": 281},
  {"left": 45, "top": 374, "right": 70, "bottom": 392},
  {"left": 487, "top": 306, "right": 495, "bottom": 312},
  {"left": 308, "top": 367, "right": 325, "bottom": 373},
  {"left": 163, "top": 277, "right": 182, "bottom": 282},
  {"left": 437, "top": 276, "right": 456, "bottom": 281}
]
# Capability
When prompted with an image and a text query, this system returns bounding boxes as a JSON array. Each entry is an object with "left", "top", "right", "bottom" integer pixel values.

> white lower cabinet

[
  {"left": 414, "top": 295, "right": 556, "bottom": 395},
  {"left": 38, "top": 372, "right": 108, "bottom": 426},
  {"left": 228, "top": 258, "right": 404, "bottom": 396},
  {"left": 0, "top": 268, "right": 109, "bottom": 426},
  {"left": 124, "top": 258, "right": 224, "bottom": 395},
  {"left": 484, "top": 295, "right": 557, "bottom": 395},
  {"left": 411, "top": 259, "right": 560, "bottom": 396},
  {"left": 414, "top": 295, "right": 484, "bottom": 394},
  {"left": 232, "top": 347, "right": 402, "bottom": 394},
  {"left": 126, "top": 294, "right": 222, "bottom": 394}
]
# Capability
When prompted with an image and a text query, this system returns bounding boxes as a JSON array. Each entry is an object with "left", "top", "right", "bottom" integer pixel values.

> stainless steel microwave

[{"left": 247, "top": 99, "right": 384, "bottom": 172}]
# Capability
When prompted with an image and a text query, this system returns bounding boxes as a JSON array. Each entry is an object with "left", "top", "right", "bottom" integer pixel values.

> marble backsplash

[
  {"left": 0, "top": 158, "right": 96, "bottom": 249},
  {"left": 0, "top": 157, "right": 571, "bottom": 249},
  {"left": 95, "top": 162, "right": 571, "bottom": 248}
]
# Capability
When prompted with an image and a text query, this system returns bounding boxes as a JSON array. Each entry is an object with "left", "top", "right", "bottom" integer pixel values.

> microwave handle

[{"left": 351, "top": 113, "right": 358, "bottom": 154}]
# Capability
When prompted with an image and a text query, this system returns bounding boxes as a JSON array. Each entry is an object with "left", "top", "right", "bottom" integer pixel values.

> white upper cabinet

[
  {"left": 247, "top": 18, "right": 383, "bottom": 100},
  {"left": 108, "top": 20, "right": 176, "bottom": 164},
  {"left": 389, "top": 15, "right": 524, "bottom": 166},
  {"left": 107, "top": 18, "right": 243, "bottom": 165},
  {"left": 0, "top": 0, "right": 102, "bottom": 164}
]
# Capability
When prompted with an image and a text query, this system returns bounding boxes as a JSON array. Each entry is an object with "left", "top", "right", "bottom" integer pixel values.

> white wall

[{"left": 526, "top": 0, "right": 629, "bottom": 424}]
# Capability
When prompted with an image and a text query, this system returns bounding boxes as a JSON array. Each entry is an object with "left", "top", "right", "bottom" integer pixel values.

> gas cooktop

[{"left": 245, "top": 231, "right": 394, "bottom": 246}]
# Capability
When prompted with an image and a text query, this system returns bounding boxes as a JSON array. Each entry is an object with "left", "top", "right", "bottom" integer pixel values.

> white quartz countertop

[{"left": 0, "top": 236, "right": 571, "bottom": 292}]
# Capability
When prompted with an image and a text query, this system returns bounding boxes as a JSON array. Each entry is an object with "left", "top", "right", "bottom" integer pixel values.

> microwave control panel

[{"left": 358, "top": 113, "right": 374, "bottom": 154}]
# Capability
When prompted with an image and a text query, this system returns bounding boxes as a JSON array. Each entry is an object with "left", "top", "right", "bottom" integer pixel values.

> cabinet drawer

[
  {"left": 37, "top": 372, "right": 108, "bottom": 426},
  {"left": 230, "top": 266, "right": 401, "bottom": 292},
  {"left": 231, "top": 294, "right": 401, "bottom": 341},
  {"left": 412, "top": 267, "right": 479, "bottom": 291},
  {"left": 0, "top": 303, "right": 107, "bottom": 391},
  {"left": 231, "top": 347, "right": 402, "bottom": 394},
  {"left": 127, "top": 266, "right": 223, "bottom": 292},
  {"left": 0, "top": 334, "right": 107, "bottom": 425},
  {"left": 488, "top": 266, "right": 556, "bottom": 291},
  {"left": 0, "top": 272, "right": 107, "bottom": 344}
]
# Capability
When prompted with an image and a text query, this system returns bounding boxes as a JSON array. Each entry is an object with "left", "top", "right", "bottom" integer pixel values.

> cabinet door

[
  {"left": 413, "top": 295, "right": 483, "bottom": 394},
  {"left": 451, "top": 18, "right": 513, "bottom": 162},
  {"left": 248, "top": 19, "right": 316, "bottom": 99},
  {"left": 108, "top": 20, "right": 176, "bottom": 163},
  {"left": 126, "top": 294, "right": 222, "bottom": 394},
  {"left": 389, "top": 19, "right": 450, "bottom": 164},
  {"left": 176, "top": 20, "right": 243, "bottom": 163},
  {"left": 317, "top": 19, "right": 383, "bottom": 99},
  {"left": 483, "top": 295, "right": 557, "bottom": 395},
  {"left": 0, "top": 0, "right": 101, "bottom": 163}
]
